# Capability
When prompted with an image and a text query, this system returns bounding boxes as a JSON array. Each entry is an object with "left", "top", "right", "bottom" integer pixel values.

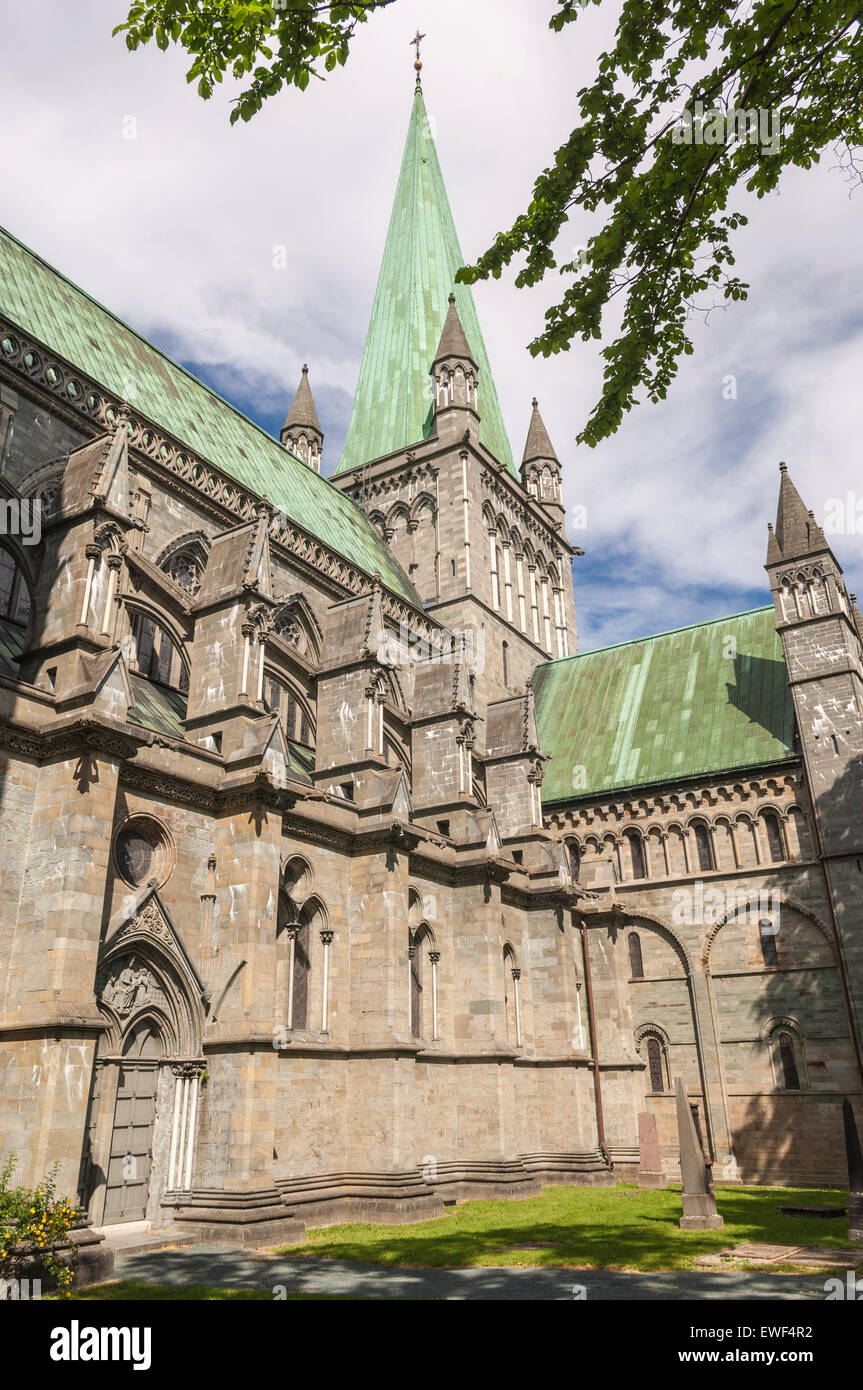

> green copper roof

[
  {"left": 534, "top": 606, "right": 796, "bottom": 804},
  {"left": 128, "top": 673, "right": 187, "bottom": 740},
  {"left": 0, "top": 226, "right": 416, "bottom": 603},
  {"left": 336, "top": 84, "right": 515, "bottom": 475}
]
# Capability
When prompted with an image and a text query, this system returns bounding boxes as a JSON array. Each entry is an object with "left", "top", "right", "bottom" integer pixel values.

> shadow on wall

[{"left": 711, "top": 763, "right": 863, "bottom": 1183}]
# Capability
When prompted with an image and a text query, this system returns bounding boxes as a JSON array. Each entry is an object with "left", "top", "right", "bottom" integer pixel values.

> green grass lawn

[{"left": 275, "top": 1182, "right": 861, "bottom": 1272}]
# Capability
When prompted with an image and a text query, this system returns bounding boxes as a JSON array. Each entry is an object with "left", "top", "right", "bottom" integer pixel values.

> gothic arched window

[
  {"left": 628, "top": 932, "right": 644, "bottom": 980},
  {"left": 409, "top": 929, "right": 423, "bottom": 1038},
  {"left": 0, "top": 546, "right": 31, "bottom": 627},
  {"left": 278, "top": 892, "right": 311, "bottom": 1031},
  {"left": 503, "top": 943, "right": 521, "bottom": 1047},
  {"left": 646, "top": 1037, "right": 665, "bottom": 1093},
  {"left": 164, "top": 547, "right": 205, "bottom": 597},
  {"left": 626, "top": 831, "right": 646, "bottom": 880},
  {"left": 567, "top": 841, "right": 581, "bottom": 880},
  {"left": 764, "top": 813, "right": 786, "bottom": 863},
  {"left": 777, "top": 1031, "right": 800, "bottom": 1090},
  {"left": 693, "top": 823, "right": 713, "bottom": 872},
  {"left": 130, "top": 611, "right": 188, "bottom": 692},
  {"left": 264, "top": 675, "right": 314, "bottom": 747},
  {"left": 759, "top": 918, "right": 779, "bottom": 967}
]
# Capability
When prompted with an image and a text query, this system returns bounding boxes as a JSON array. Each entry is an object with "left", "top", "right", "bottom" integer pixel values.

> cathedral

[{"left": 1, "top": 76, "right": 862, "bottom": 1243}]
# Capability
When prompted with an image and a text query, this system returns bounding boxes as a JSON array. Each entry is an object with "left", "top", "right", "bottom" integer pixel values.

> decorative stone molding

[{"left": 0, "top": 319, "right": 429, "bottom": 613}]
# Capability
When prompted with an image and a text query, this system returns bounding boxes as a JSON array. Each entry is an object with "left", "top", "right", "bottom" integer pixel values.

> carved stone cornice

[
  {"left": 0, "top": 716, "right": 146, "bottom": 763},
  {"left": 0, "top": 319, "right": 427, "bottom": 616}
]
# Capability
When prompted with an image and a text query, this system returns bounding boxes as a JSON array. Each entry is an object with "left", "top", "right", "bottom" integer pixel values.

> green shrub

[{"left": 0, "top": 1155, "right": 77, "bottom": 1297}]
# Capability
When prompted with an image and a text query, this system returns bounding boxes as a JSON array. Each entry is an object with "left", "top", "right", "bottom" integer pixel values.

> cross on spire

[{"left": 410, "top": 29, "right": 425, "bottom": 78}]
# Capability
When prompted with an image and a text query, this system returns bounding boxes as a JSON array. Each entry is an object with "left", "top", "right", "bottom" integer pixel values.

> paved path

[{"left": 114, "top": 1247, "right": 845, "bottom": 1300}]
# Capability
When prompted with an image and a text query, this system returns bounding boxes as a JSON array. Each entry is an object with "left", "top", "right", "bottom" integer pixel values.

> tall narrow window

[
  {"left": 502, "top": 640, "right": 509, "bottom": 686},
  {"left": 278, "top": 896, "right": 310, "bottom": 1032},
  {"left": 567, "top": 842, "right": 581, "bottom": 880},
  {"left": 778, "top": 1031, "right": 800, "bottom": 1090},
  {"left": 628, "top": 932, "right": 644, "bottom": 979},
  {"left": 286, "top": 692, "right": 298, "bottom": 739},
  {"left": 131, "top": 612, "right": 188, "bottom": 692},
  {"left": 646, "top": 1037, "right": 664, "bottom": 1092},
  {"left": 292, "top": 918, "right": 310, "bottom": 1030},
  {"left": 694, "top": 823, "right": 713, "bottom": 872},
  {"left": 764, "top": 814, "right": 786, "bottom": 862},
  {"left": 0, "top": 547, "right": 31, "bottom": 625},
  {"left": 503, "top": 945, "right": 521, "bottom": 1046},
  {"left": 759, "top": 918, "right": 778, "bottom": 967},
  {"left": 626, "top": 831, "right": 646, "bottom": 879},
  {"left": 410, "top": 932, "right": 423, "bottom": 1038}
]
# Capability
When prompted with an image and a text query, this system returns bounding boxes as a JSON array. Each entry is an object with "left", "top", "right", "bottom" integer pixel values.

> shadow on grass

[{"left": 274, "top": 1183, "right": 859, "bottom": 1272}]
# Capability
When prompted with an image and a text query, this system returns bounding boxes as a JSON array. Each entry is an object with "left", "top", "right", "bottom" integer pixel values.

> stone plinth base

[
  {"left": 69, "top": 1225, "right": 115, "bottom": 1288},
  {"left": 637, "top": 1170, "right": 667, "bottom": 1189},
  {"left": 164, "top": 1186, "right": 305, "bottom": 1247},
  {"left": 849, "top": 1190, "right": 863, "bottom": 1244},
  {"left": 680, "top": 1192, "right": 724, "bottom": 1231},
  {"left": 277, "top": 1170, "right": 444, "bottom": 1225}
]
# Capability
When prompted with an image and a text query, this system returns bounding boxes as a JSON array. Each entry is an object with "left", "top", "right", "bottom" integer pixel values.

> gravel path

[{"left": 114, "top": 1247, "right": 842, "bottom": 1300}]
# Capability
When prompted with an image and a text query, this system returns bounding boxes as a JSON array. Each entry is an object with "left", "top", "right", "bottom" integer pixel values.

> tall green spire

[{"left": 335, "top": 83, "right": 514, "bottom": 475}]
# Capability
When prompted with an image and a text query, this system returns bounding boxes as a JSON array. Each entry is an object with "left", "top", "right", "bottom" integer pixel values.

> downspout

[{"left": 578, "top": 915, "right": 613, "bottom": 1171}]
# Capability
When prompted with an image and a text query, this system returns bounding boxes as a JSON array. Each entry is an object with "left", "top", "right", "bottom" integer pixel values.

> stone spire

[
  {"left": 281, "top": 365, "right": 323, "bottom": 472},
  {"left": 768, "top": 461, "right": 827, "bottom": 563},
  {"left": 335, "top": 84, "right": 514, "bottom": 475}
]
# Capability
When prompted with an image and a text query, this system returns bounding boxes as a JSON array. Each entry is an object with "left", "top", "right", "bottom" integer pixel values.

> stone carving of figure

[{"left": 105, "top": 957, "right": 151, "bottom": 1016}]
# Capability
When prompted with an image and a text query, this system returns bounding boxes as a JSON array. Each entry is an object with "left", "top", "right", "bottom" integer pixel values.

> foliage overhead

[{"left": 114, "top": 1, "right": 863, "bottom": 445}]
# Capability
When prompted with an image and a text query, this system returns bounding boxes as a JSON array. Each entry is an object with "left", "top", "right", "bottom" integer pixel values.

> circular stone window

[{"left": 113, "top": 816, "right": 173, "bottom": 888}]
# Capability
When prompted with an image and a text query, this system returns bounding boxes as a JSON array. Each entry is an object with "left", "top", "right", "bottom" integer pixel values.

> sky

[{"left": 2, "top": 0, "right": 862, "bottom": 650}]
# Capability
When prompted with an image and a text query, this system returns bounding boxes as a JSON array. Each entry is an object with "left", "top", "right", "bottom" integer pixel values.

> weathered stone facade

[{"left": 1, "top": 84, "right": 862, "bottom": 1240}]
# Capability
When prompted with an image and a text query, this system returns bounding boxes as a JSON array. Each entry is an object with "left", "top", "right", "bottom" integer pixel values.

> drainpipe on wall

[{"left": 578, "top": 914, "right": 613, "bottom": 1171}]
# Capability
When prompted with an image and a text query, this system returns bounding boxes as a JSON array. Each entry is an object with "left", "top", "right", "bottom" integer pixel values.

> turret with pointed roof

[
  {"left": 767, "top": 460, "right": 829, "bottom": 563},
  {"left": 521, "top": 398, "right": 565, "bottom": 531},
  {"left": 281, "top": 364, "right": 323, "bottom": 472},
  {"left": 430, "top": 293, "right": 480, "bottom": 443},
  {"left": 335, "top": 81, "right": 513, "bottom": 475}
]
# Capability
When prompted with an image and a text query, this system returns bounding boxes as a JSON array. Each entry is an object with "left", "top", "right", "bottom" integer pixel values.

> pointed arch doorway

[
  {"left": 84, "top": 887, "right": 208, "bottom": 1228},
  {"left": 103, "top": 1018, "right": 164, "bottom": 1224}
]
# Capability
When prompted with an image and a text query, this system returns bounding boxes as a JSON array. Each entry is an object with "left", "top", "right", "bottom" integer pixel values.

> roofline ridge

[
  {"left": 0, "top": 225, "right": 363, "bottom": 513},
  {"left": 0, "top": 225, "right": 344, "bottom": 492},
  {"left": 535, "top": 602, "right": 777, "bottom": 667},
  {"left": 540, "top": 753, "right": 801, "bottom": 807}
]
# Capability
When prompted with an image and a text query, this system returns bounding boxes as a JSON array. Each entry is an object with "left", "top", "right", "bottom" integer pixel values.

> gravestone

[
  {"left": 637, "top": 1112, "right": 666, "bottom": 1188},
  {"left": 675, "top": 1076, "right": 723, "bottom": 1231},
  {"left": 842, "top": 1098, "right": 863, "bottom": 1243}
]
